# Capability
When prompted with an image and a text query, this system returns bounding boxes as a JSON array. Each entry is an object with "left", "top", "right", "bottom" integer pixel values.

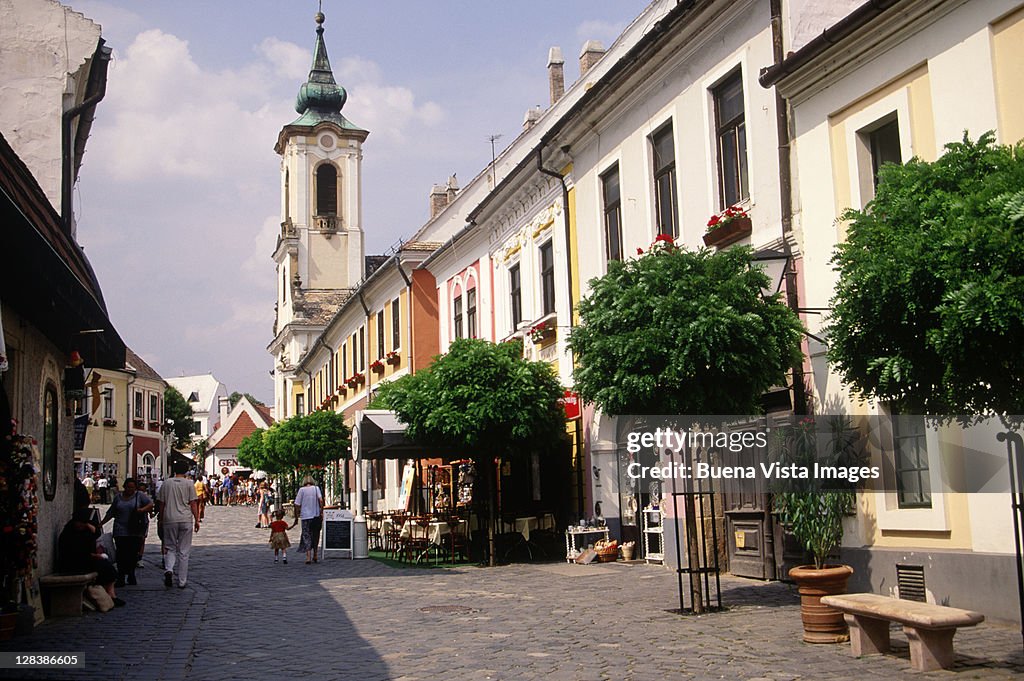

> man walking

[
  {"left": 157, "top": 460, "right": 200, "bottom": 589},
  {"left": 96, "top": 474, "right": 109, "bottom": 503}
]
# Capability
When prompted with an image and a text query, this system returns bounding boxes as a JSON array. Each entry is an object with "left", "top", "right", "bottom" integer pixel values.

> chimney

[
  {"left": 547, "top": 47, "right": 564, "bottom": 106},
  {"left": 429, "top": 184, "right": 448, "bottom": 219},
  {"left": 523, "top": 105, "right": 543, "bottom": 131},
  {"left": 445, "top": 174, "right": 459, "bottom": 203},
  {"left": 579, "top": 40, "right": 606, "bottom": 76},
  {"left": 218, "top": 396, "right": 229, "bottom": 428}
]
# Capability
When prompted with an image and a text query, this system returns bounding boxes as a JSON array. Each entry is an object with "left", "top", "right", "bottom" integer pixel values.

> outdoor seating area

[{"left": 367, "top": 511, "right": 472, "bottom": 565}]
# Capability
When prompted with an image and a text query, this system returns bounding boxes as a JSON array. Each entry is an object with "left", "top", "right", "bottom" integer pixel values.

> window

[
  {"left": 295, "top": 394, "right": 305, "bottom": 417},
  {"left": 868, "top": 117, "right": 902, "bottom": 191},
  {"left": 103, "top": 388, "right": 113, "bottom": 419},
  {"left": 150, "top": 393, "right": 159, "bottom": 422},
  {"left": 391, "top": 298, "right": 401, "bottom": 350},
  {"left": 510, "top": 264, "right": 522, "bottom": 330},
  {"left": 651, "top": 124, "right": 678, "bottom": 238},
  {"left": 540, "top": 240, "right": 555, "bottom": 315},
  {"left": 193, "top": 421, "right": 202, "bottom": 435},
  {"left": 187, "top": 391, "right": 199, "bottom": 403},
  {"left": 134, "top": 391, "right": 144, "bottom": 419},
  {"left": 342, "top": 342, "right": 348, "bottom": 381},
  {"left": 453, "top": 294, "right": 464, "bottom": 340},
  {"left": 316, "top": 163, "right": 337, "bottom": 215},
  {"left": 377, "top": 310, "right": 385, "bottom": 359},
  {"left": 42, "top": 386, "right": 58, "bottom": 500},
  {"left": 358, "top": 327, "right": 365, "bottom": 371},
  {"left": 893, "top": 417, "right": 931, "bottom": 509},
  {"left": 467, "top": 289, "right": 477, "bottom": 339},
  {"left": 713, "top": 70, "right": 748, "bottom": 208},
  {"left": 350, "top": 333, "right": 357, "bottom": 373},
  {"left": 601, "top": 166, "right": 623, "bottom": 261}
]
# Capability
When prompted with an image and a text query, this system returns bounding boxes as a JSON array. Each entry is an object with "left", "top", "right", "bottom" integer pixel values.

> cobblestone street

[{"left": 1, "top": 505, "right": 1022, "bottom": 681}]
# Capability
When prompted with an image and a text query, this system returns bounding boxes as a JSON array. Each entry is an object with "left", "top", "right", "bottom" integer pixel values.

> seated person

[{"left": 57, "top": 507, "right": 124, "bottom": 607}]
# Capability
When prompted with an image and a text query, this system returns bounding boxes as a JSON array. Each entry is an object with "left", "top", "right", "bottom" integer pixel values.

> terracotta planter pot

[
  {"left": 789, "top": 564, "right": 853, "bottom": 644},
  {"left": 702, "top": 215, "right": 752, "bottom": 248}
]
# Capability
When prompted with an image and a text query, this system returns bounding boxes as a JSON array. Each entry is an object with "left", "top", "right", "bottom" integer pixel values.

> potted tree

[{"left": 774, "top": 416, "right": 860, "bottom": 643}]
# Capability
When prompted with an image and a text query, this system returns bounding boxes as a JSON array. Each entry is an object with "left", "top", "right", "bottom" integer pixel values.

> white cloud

[{"left": 257, "top": 37, "right": 310, "bottom": 82}]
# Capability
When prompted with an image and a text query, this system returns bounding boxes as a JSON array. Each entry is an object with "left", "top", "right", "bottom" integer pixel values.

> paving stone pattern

[{"left": 2, "top": 505, "right": 1022, "bottom": 680}]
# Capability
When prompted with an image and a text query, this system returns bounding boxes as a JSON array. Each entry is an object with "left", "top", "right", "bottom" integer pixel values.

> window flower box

[
  {"left": 385, "top": 351, "right": 400, "bottom": 365},
  {"left": 102, "top": 418, "right": 117, "bottom": 427},
  {"left": 337, "top": 384, "right": 346, "bottom": 395},
  {"left": 148, "top": 421, "right": 160, "bottom": 430},
  {"left": 529, "top": 321, "right": 553, "bottom": 344},
  {"left": 703, "top": 205, "right": 751, "bottom": 248},
  {"left": 345, "top": 373, "right": 365, "bottom": 389},
  {"left": 133, "top": 419, "right": 145, "bottom": 429},
  {"left": 369, "top": 359, "right": 385, "bottom": 373}
]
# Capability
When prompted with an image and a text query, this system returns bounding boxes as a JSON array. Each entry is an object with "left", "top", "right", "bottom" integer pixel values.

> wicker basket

[{"left": 595, "top": 547, "right": 618, "bottom": 563}]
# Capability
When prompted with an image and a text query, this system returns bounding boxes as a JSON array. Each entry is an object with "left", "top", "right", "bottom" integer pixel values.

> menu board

[{"left": 322, "top": 508, "right": 354, "bottom": 558}]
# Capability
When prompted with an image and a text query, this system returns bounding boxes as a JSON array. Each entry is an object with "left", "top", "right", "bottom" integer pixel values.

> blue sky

[{"left": 71, "top": 0, "right": 651, "bottom": 404}]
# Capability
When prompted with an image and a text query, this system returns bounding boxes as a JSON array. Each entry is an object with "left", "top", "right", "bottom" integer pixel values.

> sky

[{"left": 71, "top": 0, "right": 651, "bottom": 404}]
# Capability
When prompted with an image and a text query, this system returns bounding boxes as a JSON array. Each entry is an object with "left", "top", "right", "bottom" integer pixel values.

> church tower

[{"left": 269, "top": 9, "right": 368, "bottom": 420}]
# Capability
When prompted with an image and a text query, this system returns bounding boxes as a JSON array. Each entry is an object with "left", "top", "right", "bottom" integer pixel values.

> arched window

[
  {"left": 42, "top": 384, "right": 58, "bottom": 500},
  {"left": 316, "top": 163, "right": 338, "bottom": 215}
]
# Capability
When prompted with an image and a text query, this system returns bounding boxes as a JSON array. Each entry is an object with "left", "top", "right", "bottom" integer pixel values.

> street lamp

[{"left": 751, "top": 248, "right": 790, "bottom": 298}]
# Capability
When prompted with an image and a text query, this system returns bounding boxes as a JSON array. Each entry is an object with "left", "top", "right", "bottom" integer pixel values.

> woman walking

[
  {"left": 293, "top": 475, "right": 324, "bottom": 564},
  {"left": 255, "top": 482, "right": 273, "bottom": 528},
  {"left": 102, "top": 477, "right": 154, "bottom": 586}
]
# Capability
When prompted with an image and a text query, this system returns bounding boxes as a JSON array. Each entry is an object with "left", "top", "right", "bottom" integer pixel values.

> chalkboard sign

[{"left": 322, "top": 509, "right": 354, "bottom": 558}]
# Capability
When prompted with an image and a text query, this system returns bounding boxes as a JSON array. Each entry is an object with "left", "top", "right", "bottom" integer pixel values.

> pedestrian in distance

[
  {"left": 156, "top": 459, "right": 200, "bottom": 589},
  {"left": 193, "top": 474, "right": 207, "bottom": 520},
  {"left": 96, "top": 474, "right": 109, "bottom": 503},
  {"left": 256, "top": 482, "right": 273, "bottom": 528},
  {"left": 293, "top": 475, "right": 324, "bottom": 564},
  {"left": 269, "top": 510, "right": 294, "bottom": 563},
  {"left": 102, "top": 477, "right": 153, "bottom": 586}
]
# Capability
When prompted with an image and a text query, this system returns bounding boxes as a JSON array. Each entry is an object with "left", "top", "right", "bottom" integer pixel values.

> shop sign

[
  {"left": 219, "top": 459, "right": 237, "bottom": 468},
  {"left": 561, "top": 390, "right": 580, "bottom": 420}
]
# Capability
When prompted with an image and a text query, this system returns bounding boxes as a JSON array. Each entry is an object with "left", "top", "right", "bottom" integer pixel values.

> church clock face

[{"left": 319, "top": 134, "right": 335, "bottom": 149}]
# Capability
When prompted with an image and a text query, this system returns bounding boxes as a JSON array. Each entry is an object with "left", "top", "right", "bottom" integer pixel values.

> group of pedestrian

[{"left": 80, "top": 472, "right": 118, "bottom": 504}]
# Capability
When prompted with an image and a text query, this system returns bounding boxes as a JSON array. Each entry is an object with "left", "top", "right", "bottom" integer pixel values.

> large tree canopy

[
  {"left": 374, "top": 338, "right": 566, "bottom": 458},
  {"left": 163, "top": 386, "right": 196, "bottom": 449},
  {"left": 568, "top": 241, "right": 804, "bottom": 415},
  {"left": 238, "top": 411, "right": 350, "bottom": 474},
  {"left": 828, "top": 132, "right": 1024, "bottom": 417}
]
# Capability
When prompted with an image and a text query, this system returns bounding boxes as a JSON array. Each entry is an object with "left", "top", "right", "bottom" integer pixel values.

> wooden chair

[
  {"left": 365, "top": 512, "right": 383, "bottom": 551},
  {"left": 401, "top": 516, "right": 431, "bottom": 564},
  {"left": 384, "top": 512, "right": 407, "bottom": 560}
]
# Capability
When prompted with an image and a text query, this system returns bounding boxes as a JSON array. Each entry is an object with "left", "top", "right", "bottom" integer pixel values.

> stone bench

[
  {"left": 821, "top": 593, "right": 984, "bottom": 671},
  {"left": 39, "top": 573, "right": 97, "bottom": 617}
]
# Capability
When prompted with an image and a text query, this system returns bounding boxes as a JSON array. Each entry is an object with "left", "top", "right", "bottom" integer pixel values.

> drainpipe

[
  {"left": 535, "top": 145, "right": 585, "bottom": 520},
  {"left": 769, "top": 0, "right": 808, "bottom": 418},
  {"left": 62, "top": 40, "right": 111, "bottom": 234}
]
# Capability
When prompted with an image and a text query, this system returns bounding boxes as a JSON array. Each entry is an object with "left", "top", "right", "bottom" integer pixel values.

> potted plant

[
  {"left": 385, "top": 351, "right": 400, "bottom": 365},
  {"left": 369, "top": 359, "right": 385, "bottom": 373},
  {"left": 529, "top": 321, "right": 552, "bottom": 344},
  {"left": 773, "top": 416, "right": 861, "bottom": 643},
  {"left": 703, "top": 205, "right": 751, "bottom": 248}
]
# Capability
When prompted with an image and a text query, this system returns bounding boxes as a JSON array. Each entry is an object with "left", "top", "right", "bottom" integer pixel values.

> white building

[{"left": 166, "top": 373, "right": 228, "bottom": 440}]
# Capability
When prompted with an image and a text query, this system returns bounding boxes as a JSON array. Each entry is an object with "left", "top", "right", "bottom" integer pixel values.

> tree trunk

[{"left": 682, "top": 444, "right": 704, "bottom": 614}]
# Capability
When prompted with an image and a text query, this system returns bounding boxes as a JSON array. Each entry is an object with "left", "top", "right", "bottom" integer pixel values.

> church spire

[{"left": 294, "top": 9, "right": 347, "bottom": 117}]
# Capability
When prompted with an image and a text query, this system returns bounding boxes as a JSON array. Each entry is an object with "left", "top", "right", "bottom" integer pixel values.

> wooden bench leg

[
  {"left": 846, "top": 614, "right": 890, "bottom": 656},
  {"left": 904, "top": 626, "right": 957, "bottom": 671}
]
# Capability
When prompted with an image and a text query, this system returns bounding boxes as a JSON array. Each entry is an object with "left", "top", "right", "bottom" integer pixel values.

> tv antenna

[{"left": 487, "top": 134, "right": 503, "bottom": 187}]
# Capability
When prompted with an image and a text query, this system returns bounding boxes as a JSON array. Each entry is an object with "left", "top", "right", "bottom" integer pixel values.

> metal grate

[
  {"left": 896, "top": 563, "right": 927, "bottom": 602},
  {"left": 419, "top": 605, "right": 478, "bottom": 614}
]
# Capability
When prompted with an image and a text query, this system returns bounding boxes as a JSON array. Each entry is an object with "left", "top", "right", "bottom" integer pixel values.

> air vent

[{"left": 896, "top": 563, "right": 927, "bottom": 602}]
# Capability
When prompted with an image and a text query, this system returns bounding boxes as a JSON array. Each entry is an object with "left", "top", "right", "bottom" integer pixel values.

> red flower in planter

[{"left": 706, "top": 205, "right": 748, "bottom": 233}]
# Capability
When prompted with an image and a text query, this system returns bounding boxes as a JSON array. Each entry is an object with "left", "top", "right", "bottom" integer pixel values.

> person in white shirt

[
  {"left": 156, "top": 460, "right": 200, "bottom": 588},
  {"left": 293, "top": 475, "right": 324, "bottom": 564},
  {"left": 96, "top": 475, "right": 109, "bottom": 503}
]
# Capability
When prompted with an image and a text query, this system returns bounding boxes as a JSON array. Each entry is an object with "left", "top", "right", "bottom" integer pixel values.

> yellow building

[{"left": 763, "top": 0, "right": 1024, "bottom": 624}]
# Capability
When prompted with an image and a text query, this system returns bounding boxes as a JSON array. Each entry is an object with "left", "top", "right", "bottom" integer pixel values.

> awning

[{"left": 353, "top": 409, "right": 461, "bottom": 461}]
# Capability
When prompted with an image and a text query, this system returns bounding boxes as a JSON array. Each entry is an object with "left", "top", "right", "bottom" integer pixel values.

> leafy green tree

[
  {"left": 568, "top": 241, "right": 804, "bottom": 415},
  {"left": 237, "top": 428, "right": 274, "bottom": 472},
  {"left": 228, "top": 391, "right": 266, "bottom": 408},
  {"left": 163, "top": 386, "right": 196, "bottom": 448},
  {"left": 568, "top": 240, "right": 803, "bottom": 608},
  {"left": 263, "top": 410, "right": 350, "bottom": 470},
  {"left": 375, "top": 338, "right": 566, "bottom": 565},
  {"left": 829, "top": 132, "right": 1024, "bottom": 417}
]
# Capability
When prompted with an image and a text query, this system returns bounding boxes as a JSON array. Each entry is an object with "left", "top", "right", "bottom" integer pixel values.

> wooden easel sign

[{"left": 322, "top": 508, "right": 354, "bottom": 559}]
